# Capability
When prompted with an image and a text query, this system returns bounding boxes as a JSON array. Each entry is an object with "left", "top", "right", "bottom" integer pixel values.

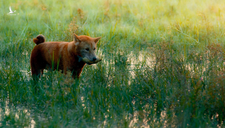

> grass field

[{"left": 0, "top": 0, "right": 225, "bottom": 127}]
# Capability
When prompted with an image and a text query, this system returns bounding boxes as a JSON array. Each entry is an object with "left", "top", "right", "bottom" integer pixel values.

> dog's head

[{"left": 73, "top": 34, "right": 101, "bottom": 65}]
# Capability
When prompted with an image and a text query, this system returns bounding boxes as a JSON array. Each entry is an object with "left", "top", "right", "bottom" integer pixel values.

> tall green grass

[{"left": 0, "top": 0, "right": 225, "bottom": 127}]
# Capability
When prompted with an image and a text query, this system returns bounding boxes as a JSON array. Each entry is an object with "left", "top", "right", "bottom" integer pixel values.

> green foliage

[{"left": 0, "top": 0, "right": 225, "bottom": 127}]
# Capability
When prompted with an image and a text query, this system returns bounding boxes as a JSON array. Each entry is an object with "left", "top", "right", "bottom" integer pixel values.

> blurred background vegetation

[{"left": 0, "top": 0, "right": 224, "bottom": 127}]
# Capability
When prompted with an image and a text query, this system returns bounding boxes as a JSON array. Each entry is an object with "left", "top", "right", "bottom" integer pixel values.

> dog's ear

[
  {"left": 93, "top": 37, "right": 101, "bottom": 44},
  {"left": 73, "top": 34, "right": 81, "bottom": 45}
]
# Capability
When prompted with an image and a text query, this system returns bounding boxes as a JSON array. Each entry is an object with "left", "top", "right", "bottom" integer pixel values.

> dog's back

[{"left": 30, "top": 36, "right": 70, "bottom": 76}]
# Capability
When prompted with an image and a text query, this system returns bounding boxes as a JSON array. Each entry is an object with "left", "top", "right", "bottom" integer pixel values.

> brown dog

[{"left": 30, "top": 34, "right": 101, "bottom": 80}]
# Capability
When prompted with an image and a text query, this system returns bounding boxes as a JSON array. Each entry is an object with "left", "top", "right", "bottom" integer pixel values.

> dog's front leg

[
  {"left": 63, "top": 66, "right": 68, "bottom": 75},
  {"left": 72, "top": 71, "right": 79, "bottom": 79}
]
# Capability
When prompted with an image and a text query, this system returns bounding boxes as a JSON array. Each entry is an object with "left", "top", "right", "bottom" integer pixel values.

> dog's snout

[{"left": 92, "top": 57, "right": 97, "bottom": 62}]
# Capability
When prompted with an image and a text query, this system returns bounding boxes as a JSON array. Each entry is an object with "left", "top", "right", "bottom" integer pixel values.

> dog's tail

[{"left": 33, "top": 34, "right": 45, "bottom": 45}]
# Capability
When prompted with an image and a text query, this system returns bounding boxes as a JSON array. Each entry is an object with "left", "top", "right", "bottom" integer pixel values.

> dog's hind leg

[
  {"left": 31, "top": 66, "right": 44, "bottom": 93},
  {"left": 31, "top": 66, "right": 41, "bottom": 80}
]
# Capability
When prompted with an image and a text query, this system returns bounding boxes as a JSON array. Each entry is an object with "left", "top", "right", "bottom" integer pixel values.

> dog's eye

[
  {"left": 85, "top": 48, "right": 89, "bottom": 51},
  {"left": 93, "top": 48, "right": 96, "bottom": 50}
]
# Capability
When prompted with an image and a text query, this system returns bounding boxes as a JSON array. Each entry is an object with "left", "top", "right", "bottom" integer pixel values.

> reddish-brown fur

[{"left": 30, "top": 34, "right": 101, "bottom": 79}]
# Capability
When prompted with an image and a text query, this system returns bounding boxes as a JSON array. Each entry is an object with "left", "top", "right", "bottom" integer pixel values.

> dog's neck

[
  {"left": 68, "top": 42, "right": 86, "bottom": 66},
  {"left": 68, "top": 42, "right": 75, "bottom": 54}
]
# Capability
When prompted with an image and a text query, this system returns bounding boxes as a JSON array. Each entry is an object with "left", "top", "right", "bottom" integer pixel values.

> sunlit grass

[{"left": 0, "top": 0, "right": 225, "bottom": 127}]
